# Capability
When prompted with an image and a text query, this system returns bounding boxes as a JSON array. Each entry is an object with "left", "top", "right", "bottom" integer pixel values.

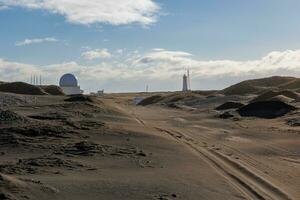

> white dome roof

[{"left": 59, "top": 73, "right": 78, "bottom": 87}]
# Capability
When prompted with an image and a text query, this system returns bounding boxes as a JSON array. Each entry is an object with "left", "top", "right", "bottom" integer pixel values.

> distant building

[
  {"left": 90, "top": 90, "right": 105, "bottom": 96},
  {"left": 97, "top": 90, "right": 104, "bottom": 96},
  {"left": 59, "top": 73, "right": 83, "bottom": 95}
]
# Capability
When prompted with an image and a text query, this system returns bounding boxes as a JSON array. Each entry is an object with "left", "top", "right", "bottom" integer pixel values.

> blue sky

[{"left": 1, "top": 0, "right": 300, "bottom": 92}]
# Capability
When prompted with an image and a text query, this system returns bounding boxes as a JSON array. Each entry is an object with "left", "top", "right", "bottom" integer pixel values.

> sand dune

[
  {"left": 251, "top": 90, "right": 300, "bottom": 103},
  {"left": 138, "top": 92, "right": 204, "bottom": 106},
  {"left": 0, "top": 82, "right": 47, "bottom": 95},
  {"left": 0, "top": 77, "right": 300, "bottom": 199},
  {"left": 0, "top": 82, "right": 64, "bottom": 96},
  {"left": 269, "top": 95, "right": 295, "bottom": 103},
  {"left": 41, "top": 85, "right": 65, "bottom": 95},
  {"left": 238, "top": 101, "right": 297, "bottom": 119},
  {"left": 215, "top": 101, "right": 245, "bottom": 111},
  {"left": 221, "top": 76, "right": 300, "bottom": 95}
]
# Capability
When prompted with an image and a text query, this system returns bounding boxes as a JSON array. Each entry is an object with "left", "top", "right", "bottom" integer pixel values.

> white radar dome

[{"left": 59, "top": 73, "right": 78, "bottom": 87}]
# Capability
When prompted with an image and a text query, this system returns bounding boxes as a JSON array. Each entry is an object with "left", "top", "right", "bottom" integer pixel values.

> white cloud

[
  {"left": 137, "top": 49, "right": 192, "bottom": 66},
  {"left": 15, "top": 37, "right": 58, "bottom": 46},
  {"left": 134, "top": 49, "right": 300, "bottom": 79},
  {"left": 81, "top": 49, "right": 112, "bottom": 60},
  {"left": 116, "top": 49, "right": 124, "bottom": 54},
  {"left": 1, "top": 0, "right": 160, "bottom": 25},
  {"left": 1, "top": 49, "right": 300, "bottom": 92}
]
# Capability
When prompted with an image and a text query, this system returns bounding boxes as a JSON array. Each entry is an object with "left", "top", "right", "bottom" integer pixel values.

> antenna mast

[{"left": 187, "top": 68, "right": 191, "bottom": 91}]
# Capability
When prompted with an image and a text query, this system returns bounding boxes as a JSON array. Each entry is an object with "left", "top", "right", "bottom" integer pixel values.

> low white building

[
  {"left": 59, "top": 73, "right": 83, "bottom": 95},
  {"left": 90, "top": 90, "right": 105, "bottom": 96}
]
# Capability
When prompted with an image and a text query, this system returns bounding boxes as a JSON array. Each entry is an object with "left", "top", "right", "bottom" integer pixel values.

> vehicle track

[
  {"left": 182, "top": 128, "right": 276, "bottom": 177},
  {"left": 129, "top": 106, "right": 293, "bottom": 200},
  {"left": 155, "top": 127, "right": 293, "bottom": 200}
]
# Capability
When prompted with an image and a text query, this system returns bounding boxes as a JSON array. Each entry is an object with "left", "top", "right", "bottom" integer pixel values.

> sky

[{"left": 1, "top": 0, "right": 300, "bottom": 93}]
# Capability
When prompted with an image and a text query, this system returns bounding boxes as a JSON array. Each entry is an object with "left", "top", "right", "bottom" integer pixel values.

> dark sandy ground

[{"left": 0, "top": 92, "right": 299, "bottom": 200}]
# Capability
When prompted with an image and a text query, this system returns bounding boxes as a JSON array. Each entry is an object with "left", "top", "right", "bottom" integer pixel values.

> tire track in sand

[{"left": 156, "top": 127, "right": 293, "bottom": 200}]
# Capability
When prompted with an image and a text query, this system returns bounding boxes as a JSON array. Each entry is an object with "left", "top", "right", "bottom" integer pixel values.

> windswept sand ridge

[
  {"left": 278, "top": 79, "right": 300, "bottom": 90},
  {"left": 0, "top": 92, "right": 36, "bottom": 107},
  {"left": 0, "top": 173, "right": 59, "bottom": 200},
  {"left": 215, "top": 102, "right": 245, "bottom": 111},
  {"left": 64, "top": 95, "right": 96, "bottom": 103},
  {"left": 0, "top": 156, "right": 85, "bottom": 175},
  {"left": 139, "top": 90, "right": 274, "bottom": 113},
  {"left": 251, "top": 90, "right": 300, "bottom": 103},
  {"left": 238, "top": 101, "right": 297, "bottom": 119},
  {"left": 128, "top": 96, "right": 300, "bottom": 199},
  {"left": 286, "top": 118, "right": 300, "bottom": 127},
  {"left": 41, "top": 85, "right": 65, "bottom": 95},
  {"left": 221, "top": 76, "right": 300, "bottom": 95},
  {"left": 138, "top": 95, "right": 163, "bottom": 106},
  {"left": 0, "top": 109, "right": 30, "bottom": 125},
  {"left": 269, "top": 95, "right": 295, "bottom": 104},
  {"left": 138, "top": 92, "right": 204, "bottom": 107},
  {"left": 1, "top": 95, "right": 299, "bottom": 199},
  {"left": 1, "top": 77, "right": 300, "bottom": 199},
  {"left": 0, "top": 82, "right": 47, "bottom": 95},
  {"left": 0, "top": 81, "right": 64, "bottom": 96},
  {"left": 138, "top": 92, "right": 250, "bottom": 111}
]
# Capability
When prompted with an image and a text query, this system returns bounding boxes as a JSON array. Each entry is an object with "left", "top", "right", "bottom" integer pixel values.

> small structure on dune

[
  {"left": 59, "top": 73, "right": 83, "bottom": 95},
  {"left": 182, "top": 74, "right": 188, "bottom": 91},
  {"left": 182, "top": 68, "right": 191, "bottom": 92}
]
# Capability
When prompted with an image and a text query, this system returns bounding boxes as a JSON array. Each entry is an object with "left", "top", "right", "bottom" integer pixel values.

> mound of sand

[
  {"left": 218, "top": 111, "right": 234, "bottom": 119},
  {"left": 286, "top": 118, "right": 300, "bottom": 126},
  {"left": 138, "top": 95, "right": 163, "bottom": 106},
  {"left": 0, "top": 93, "right": 35, "bottom": 107},
  {"left": 0, "top": 156, "right": 84, "bottom": 175},
  {"left": 0, "top": 109, "right": 29, "bottom": 125},
  {"left": 278, "top": 78, "right": 300, "bottom": 90},
  {"left": 191, "top": 90, "right": 218, "bottom": 96},
  {"left": 0, "top": 81, "right": 65, "bottom": 96},
  {"left": 64, "top": 95, "right": 94, "bottom": 103},
  {"left": 215, "top": 102, "right": 245, "bottom": 111},
  {"left": 138, "top": 92, "right": 204, "bottom": 106},
  {"left": 251, "top": 90, "right": 300, "bottom": 103},
  {"left": 161, "top": 92, "right": 202, "bottom": 104},
  {"left": 41, "top": 85, "right": 65, "bottom": 95},
  {"left": 286, "top": 118, "right": 300, "bottom": 127},
  {"left": 0, "top": 173, "right": 28, "bottom": 199},
  {"left": 269, "top": 95, "right": 294, "bottom": 104},
  {"left": 0, "top": 82, "right": 47, "bottom": 95},
  {"left": 221, "top": 76, "right": 300, "bottom": 95},
  {"left": 238, "top": 101, "right": 297, "bottom": 119},
  {"left": 0, "top": 173, "right": 58, "bottom": 199},
  {"left": 1, "top": 125, "right": 70, "bottom": 138},
  {"left": 28, "top": 111, "right": 69, "bottom": 121},
  {"left": 206, "top": 94, "right": 225, "bottom": 99}
]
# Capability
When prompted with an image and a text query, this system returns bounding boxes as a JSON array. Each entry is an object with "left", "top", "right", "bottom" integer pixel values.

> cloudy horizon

[{"left": 1, "top": 0, "right": 300, "bottom": 93}]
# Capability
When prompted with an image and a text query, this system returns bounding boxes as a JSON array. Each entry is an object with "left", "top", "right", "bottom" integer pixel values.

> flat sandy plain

[{"left": 0, "top": 92, "right": 299, "bottom": 200}]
